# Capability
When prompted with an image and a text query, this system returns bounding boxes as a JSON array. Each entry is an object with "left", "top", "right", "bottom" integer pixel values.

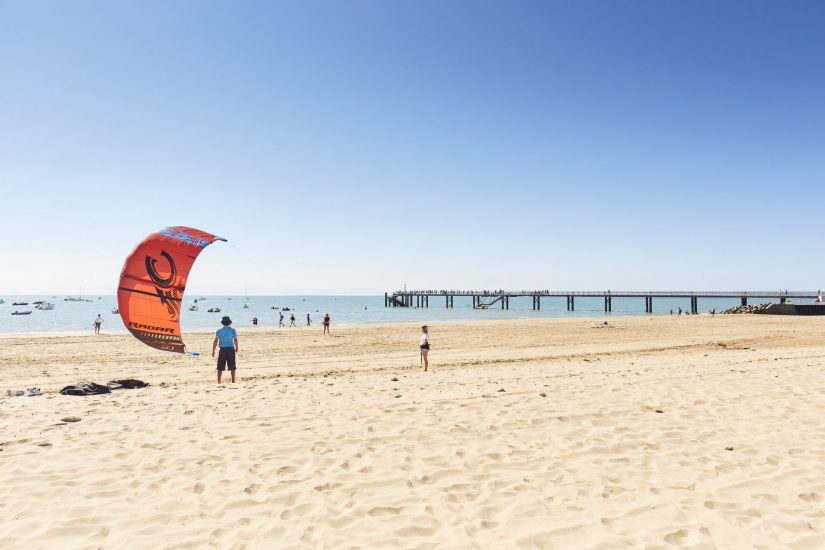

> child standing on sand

[
  {"left": 212, "top": 316, "right": 239, "bottom": 384},
  {"left": 420, "top": 325, "right": 430, "bottom": 372}
]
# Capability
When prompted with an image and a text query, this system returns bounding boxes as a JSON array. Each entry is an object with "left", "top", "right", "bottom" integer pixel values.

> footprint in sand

[
  {"left": 664, "top": 529, "right": 689, "bottom": 545},
  {"left": 367, "top": 506, "right": 403, "bottom": 517}
]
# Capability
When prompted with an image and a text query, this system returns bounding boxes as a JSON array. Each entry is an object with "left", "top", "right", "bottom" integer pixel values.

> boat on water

[
  {"left": 12, "top": 310, "right": 32, "bottom": 315},
  {"left": 243, "top": 304, "right": 249, "bottom": 308},
  {"left": 189, "top": 305, "right": 198, "bottom": 311},
  {"left": 0, "top": 299, "right": 5, "bottom": 304},
  {"left": 64, "top": 297, "right": 84, "bottom": 302},
  {"left": 207, "top": 307, "right": 222, "bottom": 313},
  {"left": 33, "top": 300, "right": 45, "bottom": 305},
  {"left": 270, "top": 305, "right": 278, "bottom": 309},
  {"left": 111, "top": 308, "right": 119, "bottom": 314},
  {"left": 35, "top": 302, "right": 54, "bottom": 310},
  {"left": 12, "top": 301, "right": 29, "bottom": 306}
]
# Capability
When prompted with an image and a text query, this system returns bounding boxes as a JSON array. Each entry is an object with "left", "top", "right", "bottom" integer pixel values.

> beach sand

[{"left": 2, "top": 315, "right": 825, "bottom": 549}]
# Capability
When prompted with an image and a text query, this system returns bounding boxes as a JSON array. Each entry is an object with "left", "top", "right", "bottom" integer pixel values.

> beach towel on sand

[
  {"left": 107, "top": 379, "right": 149, "bottom": 389},
  {"left": 59, "top": 382, "right": 112, "bottom": 396}
]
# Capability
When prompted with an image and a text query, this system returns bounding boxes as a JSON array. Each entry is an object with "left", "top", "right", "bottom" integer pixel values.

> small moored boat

[{"left": 12, "top": 310, "right": 32, "bottom": 315}]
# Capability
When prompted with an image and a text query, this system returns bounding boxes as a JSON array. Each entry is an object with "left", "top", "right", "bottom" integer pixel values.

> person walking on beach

[
  {"left": 323, "top": 313, "right": 330, "bottom": 335},
  {"left": 420, "top": 325, "right": 430, "bottom": 372},
  {"left": 289, "top": 314, "right": 296, "bottom": 327},
  {"left": 212, "top": 316, "right": 238, "bottom": 384},
  {"left": 306, "top": 313, "right": 311, "bottom": 326},
  {"left": 94, "top": 314, "right": 103, "bottom": 334},
  {"left": 279, "top": 312, "right": 284, "bottom": 328}
]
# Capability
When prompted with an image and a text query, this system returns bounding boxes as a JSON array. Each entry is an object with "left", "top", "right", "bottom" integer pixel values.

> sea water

[{"left": 0, "top": 294, "right": 803, "bottom": 334}]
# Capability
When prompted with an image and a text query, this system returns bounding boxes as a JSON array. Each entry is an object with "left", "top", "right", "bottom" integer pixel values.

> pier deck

[{"left": 384, "top": 290, "right": 822, "bottom": 314}]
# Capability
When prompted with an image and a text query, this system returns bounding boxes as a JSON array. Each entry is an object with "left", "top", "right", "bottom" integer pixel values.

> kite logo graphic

[{"left": 145, "top": 250, "right": 181, "bottom": 317}]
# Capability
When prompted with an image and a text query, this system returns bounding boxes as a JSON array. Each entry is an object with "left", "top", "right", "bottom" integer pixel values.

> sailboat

[{"left": 65, "top": 286, "right": 85, "bottom": 302}]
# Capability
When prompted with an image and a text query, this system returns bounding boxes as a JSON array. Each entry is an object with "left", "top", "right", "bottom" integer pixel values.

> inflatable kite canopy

[{"left": 118, "top": 226, "right": 226, "bottom": 353}]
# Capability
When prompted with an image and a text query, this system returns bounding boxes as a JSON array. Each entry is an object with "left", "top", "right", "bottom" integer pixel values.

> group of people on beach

[
  {"left": 668, "top": 308, "right": 716, "bottom": 316},
  {"left": 267, "top": 312, "right": 331, "bottom": 333},
  {"left": 213, "top": 317, "right": 431, "bottom": 383}
]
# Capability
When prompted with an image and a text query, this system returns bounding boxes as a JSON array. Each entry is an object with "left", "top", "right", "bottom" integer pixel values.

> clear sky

[{"left": 1, "top": 1, "right": 823, "bottom": 295}]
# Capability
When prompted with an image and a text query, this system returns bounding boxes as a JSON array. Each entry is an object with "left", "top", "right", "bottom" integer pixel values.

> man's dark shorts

[{"left": 217, "top": 347, "right": 236, "bottom": 371}]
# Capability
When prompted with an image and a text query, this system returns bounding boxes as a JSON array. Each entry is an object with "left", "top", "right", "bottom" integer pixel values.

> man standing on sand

[
  {"left": 289, "top": 314, "right": 296, "bottom": 327},
  {"left": 212, "top": 316, "right": 238, "bottom": 384},
  {"left": 94, "top": 314, "right": 103, "bottom": 334},
  {"left": 323, "top": 313, "right": 330, "bottom": 335},
  {"left": 306, "top": 313, "right": 311, "bottom": 326},
  {"left": 279, "top": 312, "right": 284, "bottom": 328}
]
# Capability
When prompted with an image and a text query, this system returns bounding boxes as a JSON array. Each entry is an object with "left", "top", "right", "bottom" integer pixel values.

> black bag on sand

[
  {"left": 107, "top": 379, "right": 149, "bottom": 390},
  {"left": 60, "top": 382, "right": 112, "bottom": 396}
]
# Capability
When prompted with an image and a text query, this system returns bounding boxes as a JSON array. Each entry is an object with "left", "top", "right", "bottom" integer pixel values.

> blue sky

[{"left": 1, "top": 1, "right": 823, "bottom": 294}]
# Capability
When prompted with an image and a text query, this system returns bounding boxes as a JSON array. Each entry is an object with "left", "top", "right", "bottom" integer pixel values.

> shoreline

[{"left": 0, "top": 311, "right": 720, "bottom": 340}]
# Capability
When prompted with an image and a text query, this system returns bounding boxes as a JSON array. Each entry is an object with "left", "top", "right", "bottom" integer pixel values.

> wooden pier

[{"left": 384, "top": 290, "right": 822, "bottom": 314}]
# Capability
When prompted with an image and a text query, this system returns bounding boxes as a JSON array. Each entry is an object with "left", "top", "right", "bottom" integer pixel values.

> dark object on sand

[
  {"left": 61, "top": 416, "right": 81, "bottom": 422},
  {"left": 723, "top": 303, "right": 825, "bottom": 316},
  {"left": 60, "top": 382, "right": 112, "bottom": 396},
  {"left": 107, "top": 379, "right": 149, "bottom": 389}
]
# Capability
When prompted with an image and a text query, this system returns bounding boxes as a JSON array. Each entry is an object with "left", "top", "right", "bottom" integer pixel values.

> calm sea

[{"left": 0, "top": 294, "right": 802, "bottom": 334}]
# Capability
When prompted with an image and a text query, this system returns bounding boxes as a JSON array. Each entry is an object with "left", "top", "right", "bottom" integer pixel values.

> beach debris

[
  {"left": 497, "top": 388, "right": 506, "bottom": 392},
  {"left": 61, "top": 416, "right": 81, "bottom": 423},
  {"left": 25, "top": 388, "right": 42, "bottom": 397},
  {"left": 725, "top": 446, "right": 734, "bottom": 451},
  {"left": 539, "top": 392, "right": 547, "bottom": 397},
  {"left": 655, "top": 409, "right": 664, "bottom": 414},
  {"left": 394, "top": 394, "right": 402, "bottom": 398},
  {"left": 38, "top": 442, "right": 52, "bottom": 447},
  {"left": 6, "top": 390, "right": 24, "bottom": 397},
  {"left": 391, "top": 377, "right": 398, "bottom": 382}
]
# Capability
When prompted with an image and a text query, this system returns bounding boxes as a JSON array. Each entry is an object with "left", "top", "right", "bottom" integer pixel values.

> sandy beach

[{"left": 2, "top": 315, "right": 825, "bottom": 549}]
